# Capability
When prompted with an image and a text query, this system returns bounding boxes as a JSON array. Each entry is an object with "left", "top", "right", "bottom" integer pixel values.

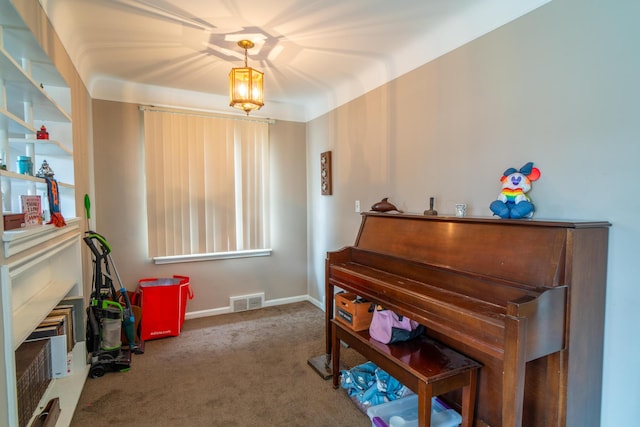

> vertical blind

[{"left": 143, "top": 109, "right": 270, "bottom": 258}]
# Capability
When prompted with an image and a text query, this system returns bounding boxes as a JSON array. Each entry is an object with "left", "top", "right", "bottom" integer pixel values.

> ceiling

[{"left": 37, "top": 0, "right": 550, "bottom": 122}]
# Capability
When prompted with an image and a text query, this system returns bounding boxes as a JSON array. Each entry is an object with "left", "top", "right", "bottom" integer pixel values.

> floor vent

[{"left": 231, "top": 293, "right": 264, "bottom": 312}]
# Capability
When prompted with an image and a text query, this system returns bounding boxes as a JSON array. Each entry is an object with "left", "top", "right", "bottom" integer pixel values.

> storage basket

[{"left": 136, "top": 275, "right": 193, "bottom": 341}]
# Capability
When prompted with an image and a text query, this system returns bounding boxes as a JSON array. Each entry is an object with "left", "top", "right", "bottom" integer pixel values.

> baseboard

[
  {"left": 305, "top": 295, "right": 324, "bottom": 311},
  {"left": 185, "top": 306, "right": 231, "bottom": 320},
  {"left": 184, "top": 294, "right": 324, "bottom": 320},
  {"left": 263, "top": 294, "right": 309, "bottom": 308}
]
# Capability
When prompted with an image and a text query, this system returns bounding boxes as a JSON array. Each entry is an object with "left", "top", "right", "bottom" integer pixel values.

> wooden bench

[{"left": 331, "top": 319, "right": 480, "bottom": 427}]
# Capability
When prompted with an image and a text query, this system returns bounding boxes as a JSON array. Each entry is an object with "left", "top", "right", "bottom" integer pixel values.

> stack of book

[
  {"left": 15, "top": 297, "right": 84, "bottom": 426},
  {"left": 25, "top": 298, "right": 82, "bottom": 378}
]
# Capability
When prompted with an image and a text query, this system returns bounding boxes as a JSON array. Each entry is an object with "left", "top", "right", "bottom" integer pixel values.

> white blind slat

[{"left": 143, "top": 110, "right": 269, "bottom": 258}]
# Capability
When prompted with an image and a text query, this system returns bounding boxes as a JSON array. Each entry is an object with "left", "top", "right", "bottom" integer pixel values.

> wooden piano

[{"left": 325, "top": 212, "right": 610, "bottom": 427}]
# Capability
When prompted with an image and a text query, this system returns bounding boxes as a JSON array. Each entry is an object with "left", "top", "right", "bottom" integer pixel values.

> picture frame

[{"left": 320, "top": 151, "right": 332, "bottom": 195}]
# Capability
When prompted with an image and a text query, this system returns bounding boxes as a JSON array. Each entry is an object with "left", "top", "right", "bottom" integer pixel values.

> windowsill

[{"left": 153, "top": 248, "right": 272, "bottom": 264}]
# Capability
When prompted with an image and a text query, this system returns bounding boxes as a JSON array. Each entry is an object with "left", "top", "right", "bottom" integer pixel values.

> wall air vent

[{"left": 230, "top": 293, "right": 265, "bottom": 312}]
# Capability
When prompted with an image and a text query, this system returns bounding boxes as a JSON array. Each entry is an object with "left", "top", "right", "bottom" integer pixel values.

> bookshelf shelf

[
  {"left": 0, "top": 0, "right": 84, "bottom": 425},
  {"left": 11, "top": 277, "right": 77, "bottom": 349},
  {"left": 2, "top": 216, "right": 80, "bottom": 257},
  {"left": 7, "top": 138, "right": 72, "bottom": 157},
  {"left": 4, "top": 231, "right": 82, "bottom": 345}
]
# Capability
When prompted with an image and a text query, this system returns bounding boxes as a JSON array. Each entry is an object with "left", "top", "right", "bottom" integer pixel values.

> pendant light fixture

[{"left": 229, "top": 40, "right": 264, "bottom": 115}]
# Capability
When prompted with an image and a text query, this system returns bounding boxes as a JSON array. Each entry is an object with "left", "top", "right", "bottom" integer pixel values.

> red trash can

[{"left": 136, "top": 275, "right": 193, "bottom": 341}]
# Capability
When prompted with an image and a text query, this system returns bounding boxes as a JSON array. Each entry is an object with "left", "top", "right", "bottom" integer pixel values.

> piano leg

[
  {"left": 461, "top": 367, "right": 479, "bottom": 427},
  {"left": 417, "top": 382, "right": 433, "bottom": 427},
  {"left": 331, "top": 321, "right": 341, "bottom": 389},
  {"left": 503, "top": 315, "right": 528, "bottom": 427},
  {"left": 307, "top": 277, "right": 336, "bottom": 380},
  {"left": 326, "top": 281, "right": 335, "bottom": 357}
]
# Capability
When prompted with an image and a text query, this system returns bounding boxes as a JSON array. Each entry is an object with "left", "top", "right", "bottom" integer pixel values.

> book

[
  {"left": 28, "top": 314, "right": 68, "bottom": 351},
  {"left": 38, "top": 314, "right": 66, "bottom": 334},
  {"left": 26, "top": 325, "right": 59, "bottom": 340},
  {"left": 48, "top": 307, "right": 74, "bottom": 352},
  {"left": 58, "top": 296, "right": 85, "bottom": 344},
  {"left": 21, "top": 195, "right": 42, "bottom": 226}
]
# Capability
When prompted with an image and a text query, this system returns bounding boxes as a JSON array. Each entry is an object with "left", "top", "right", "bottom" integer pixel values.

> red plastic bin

[{"left": 136, "top": 275, "right": 193, "bottom": 341}]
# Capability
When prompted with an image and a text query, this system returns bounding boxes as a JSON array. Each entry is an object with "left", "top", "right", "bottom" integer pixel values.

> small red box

[
  {"left": 136, "top": 275, "right": 193, "bottom": 341},
  {"left": 3, "top": 213, "right": 25, "bottom": 230}
]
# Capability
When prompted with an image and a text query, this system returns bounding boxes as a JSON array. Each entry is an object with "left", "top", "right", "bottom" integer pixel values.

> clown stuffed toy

[{"left": 490, "top": 162, "right": 541, "bottom": 219}]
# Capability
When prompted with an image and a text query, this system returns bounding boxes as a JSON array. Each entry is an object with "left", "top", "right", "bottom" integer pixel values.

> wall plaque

[{"left": 320, "top": 151, "right": 332, "bottom": 195}]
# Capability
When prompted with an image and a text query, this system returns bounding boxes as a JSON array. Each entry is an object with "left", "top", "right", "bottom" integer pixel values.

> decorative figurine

[
  {"left": 423, "top": 197, "right": 437, "bottom": 216},
  {"left": 37, "top": 125, "right": 49, "bottom": 140},
  {"left": 371, "top": 197, "right": 403, "bottom": 213},
  {"left": 35, "top": 159, "right": 55, "bottom": 179}
]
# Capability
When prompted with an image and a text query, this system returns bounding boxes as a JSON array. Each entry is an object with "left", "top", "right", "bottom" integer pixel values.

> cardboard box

[
  {"left": 3, "top": 213, "right": 25, "bottom": 230},
  {"left": 335, "top": 292, "right": 373, "bottom": 331}
]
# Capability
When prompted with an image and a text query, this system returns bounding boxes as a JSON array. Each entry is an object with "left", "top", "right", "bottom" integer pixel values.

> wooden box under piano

[{"left": 335, "top": 292, "right": 373, "bottom": 331}]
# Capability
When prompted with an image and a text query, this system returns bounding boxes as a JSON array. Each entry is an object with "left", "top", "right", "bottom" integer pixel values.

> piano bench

[{"left": 331, "top": 319, "right": 480, "bottom": 427}]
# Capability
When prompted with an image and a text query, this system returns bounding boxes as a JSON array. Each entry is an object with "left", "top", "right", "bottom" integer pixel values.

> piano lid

[{"left": 354, "top": 213, "right": 610, "bottom": 289}]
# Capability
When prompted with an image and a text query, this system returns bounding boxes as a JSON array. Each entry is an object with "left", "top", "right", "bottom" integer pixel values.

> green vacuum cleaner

[{"left": 84, "top": 231, "right": 137, "bottom": 378}]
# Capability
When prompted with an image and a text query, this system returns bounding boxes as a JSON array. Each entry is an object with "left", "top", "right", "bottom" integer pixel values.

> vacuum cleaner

[{"left": 84, "top": 231, "right": 137, "bottom": 378}]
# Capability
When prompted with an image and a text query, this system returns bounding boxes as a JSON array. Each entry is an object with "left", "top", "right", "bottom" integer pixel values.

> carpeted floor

[{"left": 71, "top": 301, "right": 370, "bottom": 426}]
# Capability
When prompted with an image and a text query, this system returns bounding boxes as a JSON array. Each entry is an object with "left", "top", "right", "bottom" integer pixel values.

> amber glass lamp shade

[{"left": 229, "top": 66, "right": 264, "bottom": 114}]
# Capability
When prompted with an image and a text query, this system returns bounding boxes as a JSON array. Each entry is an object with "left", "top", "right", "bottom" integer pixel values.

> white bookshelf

[{"left": 0, "top": 0, "right": 85, "bottom": 426}]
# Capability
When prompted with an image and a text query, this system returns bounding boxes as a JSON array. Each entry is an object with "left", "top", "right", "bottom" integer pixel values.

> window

[{"left": 142, "top": 107, "right": 270, "bottom": 263}]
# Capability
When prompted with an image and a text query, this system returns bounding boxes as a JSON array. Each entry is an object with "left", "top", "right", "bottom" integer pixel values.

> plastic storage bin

[
  {"left": 137, "top": 275, "right": 193, "bottom": 341},
  {"left": 367, "top": 394, "right": 462, "bottom": 427}
]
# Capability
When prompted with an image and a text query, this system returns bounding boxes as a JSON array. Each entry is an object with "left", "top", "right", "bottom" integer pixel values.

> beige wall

[
  {"left": 306, "top": 0, "right": 640, "bottom": 425},
  {"left": 91, "top": 100, "right": 308, "bottom": 313}
]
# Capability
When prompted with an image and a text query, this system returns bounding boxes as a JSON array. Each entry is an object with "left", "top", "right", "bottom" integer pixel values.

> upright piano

[{"left": 325, "top": 212, "right": 610, "bottom": 427}]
